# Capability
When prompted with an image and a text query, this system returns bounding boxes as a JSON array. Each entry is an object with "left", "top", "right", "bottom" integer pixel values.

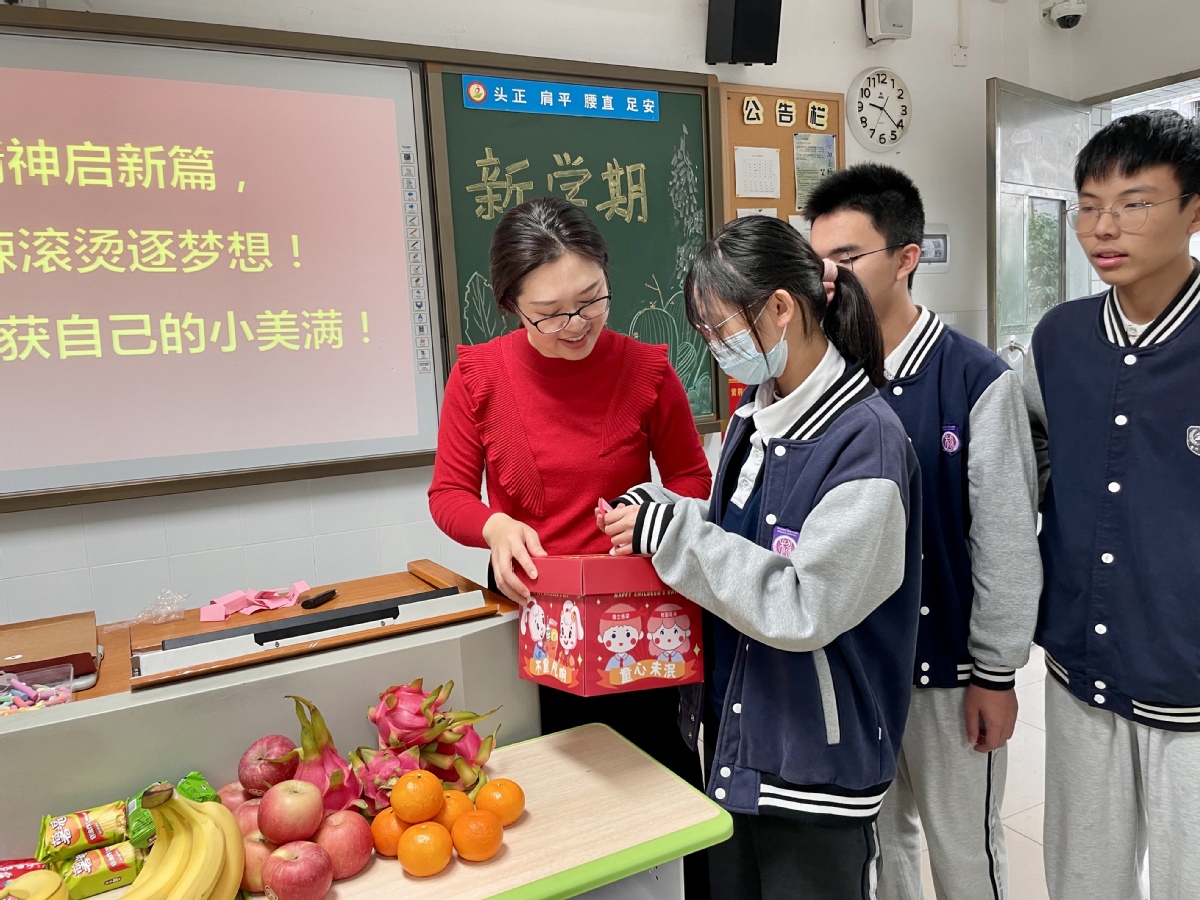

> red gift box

[{"left": 516, "top": 555, "right": 704, "bottom": 696}]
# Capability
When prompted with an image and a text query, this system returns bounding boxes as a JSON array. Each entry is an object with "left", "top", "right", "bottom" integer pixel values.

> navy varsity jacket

[
  {"left": 1025, "top": 265, "right": 1200, "bottom": 731},
  {"left": 884, "top": 310, "right": 1041, "bottom": 692},
  {"left": 619, "top": 365, "right": 922, "bottom": 824}
]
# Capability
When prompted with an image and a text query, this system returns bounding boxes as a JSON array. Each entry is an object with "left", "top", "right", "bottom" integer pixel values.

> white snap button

[
  {"left": 1115, "top": 415, "right": 1128, "bottom": 426},
  {"left": 921, "top": 662, "right": 930, "bottom": 672},
  {"left": 920, "top": 606, "right": 930, "bottom": 616},
  {"left": 720, "top": 766, "right": 731, "bottom": 778},
  {"left": 1095, "top": 623, "right": 1107, "bottom": 635},
  {"left": 732, "top": 703, "right": 742, "bottom": 714},
  {"left": 715, "top": 788, "right": 727, "bottom": 800},
  {"left": 1094, "top": 694, "right": 1106, "bottom": 704},
  {"left": 1108, "top": 482, "right": 1121, "bottom": 493},
  {"left": 774, "top": 445, "right": 786, "bottom": 457},
  {"left": 920, "top": 675, "right": 930, "bottom": 685},
  {"left": 1102, "top": 553, "right": 1114, "bottom": 564},
  {"left": 893, "top": 386, "right": 904, "bottom": 396},
  {"left": 1095, "top": 680, "right": 1107, "bottom": 690},
  {"left": 1124, "top": 354, "right": 1137, "bottom": 365},
  {"left": 765, "top": 513, "right": 778, "bottom": 525},
  {"left": 745, "top": 644, "right": 751, "bottom": 651}
]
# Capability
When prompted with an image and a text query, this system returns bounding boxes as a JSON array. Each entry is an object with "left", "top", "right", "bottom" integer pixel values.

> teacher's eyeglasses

[{"left": 519, "top": 294, "right": 612, "bottom": 334}]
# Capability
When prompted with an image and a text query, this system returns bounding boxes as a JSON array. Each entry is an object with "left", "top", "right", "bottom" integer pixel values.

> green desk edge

[{"left": 488, "top": 724, "right": 734, "bottom": 900}]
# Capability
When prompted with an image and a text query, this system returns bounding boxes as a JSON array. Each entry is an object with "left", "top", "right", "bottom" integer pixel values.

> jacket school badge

[
  {"left": 771, "top": 526, "right": 800, "bottom": 557},
  {"left": 1188, "top": 426, "right": 1200, "bottom": 457},
  {"left": 941, "top": 425, "right": 962, "bottom": 456}
]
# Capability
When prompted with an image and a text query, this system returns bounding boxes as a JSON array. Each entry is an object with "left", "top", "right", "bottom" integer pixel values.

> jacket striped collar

[
  {"left": 781, "top": 365, "right": 875, "bottom": 441},
  {"left": 1103, "top": 260, "right": 1200, "bottom": 348},
  {"left": 886, "top": 308, "right": 946, "bottom": 381}
]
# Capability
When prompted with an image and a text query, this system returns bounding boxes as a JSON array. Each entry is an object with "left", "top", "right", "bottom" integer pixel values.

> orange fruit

[
  {"left": 397, "top": 821, "right": 453, "bottom": 877},
  {"left": 390, "top": 770, "right": 445, "bottom": 824},
  {"left": 475, "top": 778, "right": 526, "bottom": 826},
  {"left": 452, "top": 809, "right": 504, "bottom": 862},
  {"left": 431, "top": 789, "right": 474, "bottom": 832},
  {"left": 370, "top": 808, "right": 405, "bottom": 857}
]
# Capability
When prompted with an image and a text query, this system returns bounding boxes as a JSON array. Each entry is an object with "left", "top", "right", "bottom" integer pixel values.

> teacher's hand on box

[
  {"left": 602, "top": 505, "right": 640, "bottom": 557},
  {"left": 483, "top": 513, "right": 547, "bottom": 604}
]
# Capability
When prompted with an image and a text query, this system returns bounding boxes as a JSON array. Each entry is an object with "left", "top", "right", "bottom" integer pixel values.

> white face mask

[{"left": 709, "top": 319, "right": 789, "bottom": 385}]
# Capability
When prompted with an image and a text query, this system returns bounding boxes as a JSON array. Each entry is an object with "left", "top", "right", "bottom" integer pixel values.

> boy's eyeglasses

[
  {"left": 831, "top": 244, "right": 906, "bottom": 270},
  {"left": 1066, "top": 194, "right": 1195, "bottom": 234},
  {"left": 518, "top": 294, "right": 612, "bottom": 334}
]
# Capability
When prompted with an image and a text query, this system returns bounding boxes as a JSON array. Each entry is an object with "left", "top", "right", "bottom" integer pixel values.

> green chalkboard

[{"left": 434, "top": 69, "right": 715, "bottom": 419}]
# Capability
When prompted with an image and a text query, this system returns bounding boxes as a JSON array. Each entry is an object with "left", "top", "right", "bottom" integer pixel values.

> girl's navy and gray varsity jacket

[
  {"left": 618, "top": 364, "right": 923, "bottom": 824},
  {"left": 883, "top": 310, "right": 1042, "bottom": 692},
  {"left": 1025, "top": 265, "right": 1200, "bottom": 732}
]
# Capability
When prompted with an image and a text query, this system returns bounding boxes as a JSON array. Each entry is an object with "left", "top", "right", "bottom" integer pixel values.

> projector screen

[{"left": 0, "top": 32, "right": 442, "bottom": 498}]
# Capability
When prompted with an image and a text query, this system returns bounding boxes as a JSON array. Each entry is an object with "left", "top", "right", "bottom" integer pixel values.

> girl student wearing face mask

[{"left": 602, "top": 215, "right": 923, "bottom": 900}]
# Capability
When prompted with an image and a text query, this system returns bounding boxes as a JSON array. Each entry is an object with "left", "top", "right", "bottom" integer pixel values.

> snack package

[
  {"left": 0, "top": 859, "right": 46, "bottom": 888},
  {"left": 176, "top": 771, "right": 219, "bottom": 803},
  {"left": 36, "top": 802, "right": 128, "bottom": 864},
  {"left": 123, "top": 794, "right": 156, "bottom": 852},
  {"left": 59, "top": 842, "right": 145, "bottom": 900}
]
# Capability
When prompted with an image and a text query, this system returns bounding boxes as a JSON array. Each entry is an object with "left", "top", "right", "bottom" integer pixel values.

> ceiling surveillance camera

[{"left": 1040, "top": 0, "right": 1087, "bottom": 29}]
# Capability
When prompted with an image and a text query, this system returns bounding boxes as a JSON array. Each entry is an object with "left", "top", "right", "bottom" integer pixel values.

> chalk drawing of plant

[
  {"left": 665, "top": 124, "right": 712, "bottom": 412},
  {"left": 630, "top": 275, "right": 710, "bottom": 415},
  {"left": 461, "top": 271, "right": 511, "bottom": 345},
  {"left": 670, "top": 124, "right": 706, "bottom": 292}
]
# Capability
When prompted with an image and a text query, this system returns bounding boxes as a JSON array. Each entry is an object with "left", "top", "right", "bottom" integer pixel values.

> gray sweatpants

[
  {"left": 877, "top": 688, "right": 1007, "bottom": 900},
  {"left": 1045, "top": 678, "right": 1200, "bottom": 900}
]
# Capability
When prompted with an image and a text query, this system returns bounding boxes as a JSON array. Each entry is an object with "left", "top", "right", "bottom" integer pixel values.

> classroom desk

[{"left": 313, "top": 724, "right": 730, "bottom": 899}]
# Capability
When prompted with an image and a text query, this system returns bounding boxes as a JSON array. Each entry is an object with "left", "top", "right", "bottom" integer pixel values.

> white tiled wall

[{"left": 0, "top": 467, "right": 490, "bottom": 627}]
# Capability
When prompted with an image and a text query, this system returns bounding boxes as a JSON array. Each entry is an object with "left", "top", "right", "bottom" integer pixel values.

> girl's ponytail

[{"left": 824, "top": 267, "right": 885, "bottom": 386}]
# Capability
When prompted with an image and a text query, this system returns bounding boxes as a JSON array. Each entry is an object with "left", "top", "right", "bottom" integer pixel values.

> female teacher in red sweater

[{"left": 428, "top": 197, "right": 711, "bottom": 891}]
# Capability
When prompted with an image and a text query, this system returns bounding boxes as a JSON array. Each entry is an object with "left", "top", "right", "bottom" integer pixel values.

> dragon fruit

[
  {"left": 350, "top": 745, "right": 421, "bottom": 817},
  {"left": 277, "top": 695, "right": 364, "bottom": 813},
  {"left": 369, "top": 679, "right": 458, "bottom": 750},
  {"left": 421, "top": 723, "right": 499, "bottom": 798}
]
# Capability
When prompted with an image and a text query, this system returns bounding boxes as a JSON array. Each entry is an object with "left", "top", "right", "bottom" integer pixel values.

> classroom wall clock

[{"left": 847, "top": 67, "right": 911, "bottom": 151}]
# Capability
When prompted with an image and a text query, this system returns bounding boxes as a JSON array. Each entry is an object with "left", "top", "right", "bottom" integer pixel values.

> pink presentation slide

[{"left": 0, "top": 65, "right": 417, "bottom": 472}]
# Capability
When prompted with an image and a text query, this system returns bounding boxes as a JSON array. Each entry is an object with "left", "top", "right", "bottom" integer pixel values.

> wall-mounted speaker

[
  {"left": 705, "top": 0, "right": 783, "bottom": 66},
  {"left": 863, "top": 0, "right": 913, "bottom": 43}
]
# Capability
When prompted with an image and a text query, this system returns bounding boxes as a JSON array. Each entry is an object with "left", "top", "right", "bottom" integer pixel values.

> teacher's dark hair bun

[{"left": 489, "top": 197, "right": 610, "bottom": 314}]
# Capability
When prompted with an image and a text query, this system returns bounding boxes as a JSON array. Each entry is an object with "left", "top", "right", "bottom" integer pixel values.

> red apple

[
  {"left": 219, "top": 781, "right": 251, "bottom": 815},
  {"left": 258, "top": 780, "right": 324, "bottom": 845},
  {"left": 235, "top": 798, "right": 261, "bottom": 837},
  {"left": 312, "top": 810, "right": 373, "bottom": 880},
  {"left": 239, "top": 734, "right": 299, "bottom": 796},
  {"left": 241, "top": 829, "right": 278, "bottom": 893},
  {"left": 262, "top": 841, "right": 333, "bottom": 900}
]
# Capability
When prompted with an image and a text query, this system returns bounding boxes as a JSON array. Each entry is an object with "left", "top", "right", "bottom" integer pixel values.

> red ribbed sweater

[{"left": 429, "top": 328, "right": 712, "bottom": 556}]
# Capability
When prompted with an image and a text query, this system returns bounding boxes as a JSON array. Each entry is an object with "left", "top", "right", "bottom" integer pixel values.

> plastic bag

[{"left": 129, "top": 589, "right": 188, "bottom": 626}]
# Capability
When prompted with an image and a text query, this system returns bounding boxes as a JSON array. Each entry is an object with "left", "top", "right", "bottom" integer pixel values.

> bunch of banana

[
  {"left": 120, "top": 783, "right": 244, "bottom": 900},
  {"left": 0, "top": 870, "right": 68, "bottom": 900}
]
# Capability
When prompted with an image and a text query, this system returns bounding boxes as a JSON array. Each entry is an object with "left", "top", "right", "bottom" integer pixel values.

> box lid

[
  {"left": 521, "top": 555, "right": 668, "bottom": 596},
  {"left": 0, "top": 612, "right": 98, "bottom": 677}
]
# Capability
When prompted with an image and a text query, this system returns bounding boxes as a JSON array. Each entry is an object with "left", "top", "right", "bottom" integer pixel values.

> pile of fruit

[
  {"left": 218, "top": 679, "right": 521, "bottom": 895},
  {"left": 1, "top": 678, "right": 523, "bottom": 900},
  {"left": 369, "top": 771, "right": 525, "bottom": 878}
]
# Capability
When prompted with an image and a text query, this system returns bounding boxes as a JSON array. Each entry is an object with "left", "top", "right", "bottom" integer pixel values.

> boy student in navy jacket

[
  {"left": 807, "top": 165, "right": 1042, "bottom": 900},
  {"left": 601, "top": 216, "right": 922, "bottom": 899},
  {"left": 1024, "top": 110, "right": 1200, "bottom": 900}
]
